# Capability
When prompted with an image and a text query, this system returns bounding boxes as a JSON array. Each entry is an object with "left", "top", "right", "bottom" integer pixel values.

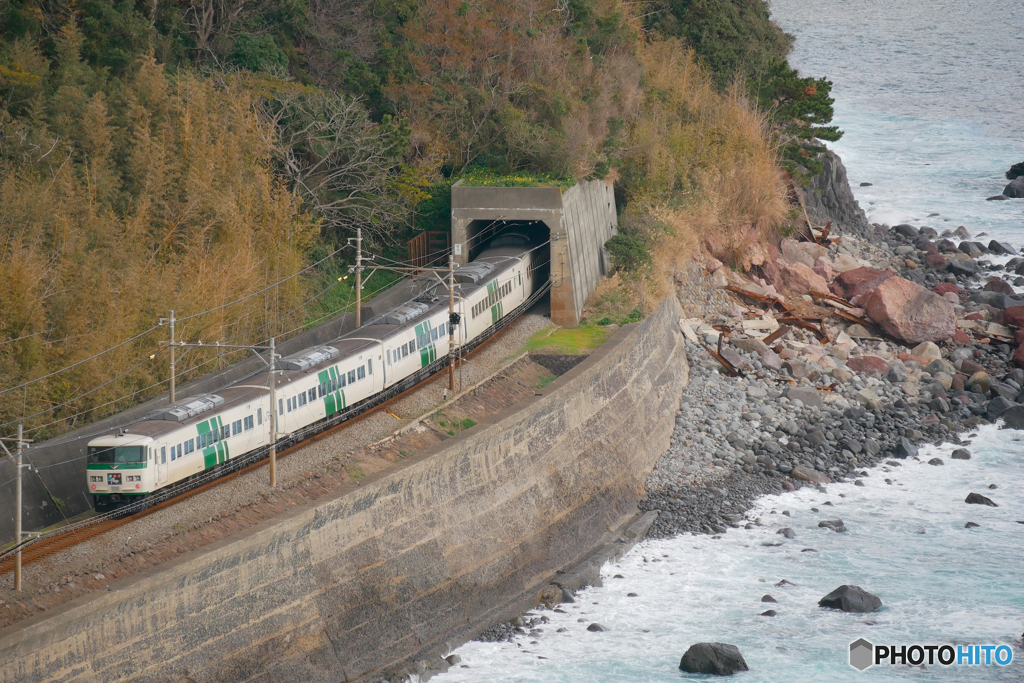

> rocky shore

[{"left": 437, "top": 211, "right": 1024, "bottom": 680}]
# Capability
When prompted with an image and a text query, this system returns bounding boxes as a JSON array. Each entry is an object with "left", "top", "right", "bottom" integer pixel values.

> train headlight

[
  {"left": 91, "top": 485, "right": 96, "bottom": 490},
  {"left": 136, "top": 484, "right": 141, "bottom": 489}
]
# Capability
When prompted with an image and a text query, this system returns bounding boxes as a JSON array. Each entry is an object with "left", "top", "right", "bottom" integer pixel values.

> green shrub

[{"left": 604, "top": 234, "right": 652, "bottom": 274}]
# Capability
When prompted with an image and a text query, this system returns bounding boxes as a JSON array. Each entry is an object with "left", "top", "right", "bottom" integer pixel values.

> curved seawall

[{"left": 0, "top": 296, "right": 688, "bottom": 683}]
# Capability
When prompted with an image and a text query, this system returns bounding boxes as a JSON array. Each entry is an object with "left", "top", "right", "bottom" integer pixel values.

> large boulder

[
  {"left": 778, "top": 261, "right": 830, "bottom": 296},
  {"left": 836, "top": 267, "right": 895, "bottom": 300},
  {"left": 781, "top": 239, "right": 815, "bottom": 268},
  {"left": 1006, "top": 306, "right": 1024, "bottom": 328},
  {"left": 1003, "top": 176, "right": 1024, "bottom": 198},
  {"left": 864, "top": 277, "right": 957, "bottom": 343},
  {"left": 679, "top": 643, "right": 749, "bottom": 675},
  {"left": 1001, "top": 405, "right": 1024, "bottom": 429},
  {"left": 818, "top": 585, "right": 882, "bottom": 613},
  {"left": 984, "top": 278, "right": 1015, "bottom": 295},
  {"left": 989, "top": 240, "right": 1019, "bottom": 255}
]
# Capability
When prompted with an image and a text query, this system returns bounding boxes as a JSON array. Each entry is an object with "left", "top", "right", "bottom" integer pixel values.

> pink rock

[
  {"left": 812, "top": 256, "right": 835, "bottom": 282},
  {"left": 864, "top": 277, "right": 956, "bottom": 343},
  {"left": 1014, "top": 345, "right": 1024, "bottom": 367},
  {"left": 836, "top": 267, "right": 896, "bottom": 300},
  {"left": 832, "top": 254, "right": 862, "bottom": 272},
  {"left": 781, "top": 239, "right": 815, "bottom": 268},
  {"left": 1003, "top": 306, "right": 1024, "bottom": 328},
  {"left": 846, "top": 355, "right": 891, "bottom": 376},
  {"left": 925, "top": 253, "right": 949, "bottom": 268},
  {"left": 761, "top": 350, "right": 782, "bottom": 370},
  {"left": 942, "top": 292, "right": 959, "bottom": 304},
  {"left": 953, "top": 330, "right": 971, "bottom": 344},
  {"left": 705, "top": 257, "right": 724, "bottom": 272},
  {"left": 932, "top": 283, "right": 959, "bottom": 296},
  {"left": 778, "top": 262, "right": 830, "bottom": 296},
  {"left": 762, "top": 260, "right": 781, "bottom": 286}
]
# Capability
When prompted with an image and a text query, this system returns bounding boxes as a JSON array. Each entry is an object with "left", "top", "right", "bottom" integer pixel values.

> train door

[{"left": 156, "top": 445, "right": 168, "bottom": 486}]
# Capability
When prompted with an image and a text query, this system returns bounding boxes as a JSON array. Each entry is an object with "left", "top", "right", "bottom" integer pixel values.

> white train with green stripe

[{"left": 86, "top": 235, "right": 546, "bottom": 511}]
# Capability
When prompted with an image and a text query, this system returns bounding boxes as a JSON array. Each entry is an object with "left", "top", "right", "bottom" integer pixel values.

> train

[{"left": 85, "top": 235, "right": 546, "bottom": 510}]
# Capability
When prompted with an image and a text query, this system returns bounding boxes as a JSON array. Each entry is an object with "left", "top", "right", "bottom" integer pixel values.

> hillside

[{"left": 0, "top": 0, "right": 838, "bottom": 439}]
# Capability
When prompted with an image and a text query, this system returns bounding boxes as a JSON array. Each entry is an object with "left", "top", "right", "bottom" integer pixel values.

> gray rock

[
  {"left": 887, "top": 365, "right": 908, "bottom": 383},
  {"left": 951, "top": 449, "right": 971, "bottom": 460},
  {"left": 948, "top": 260, "right": 979, "bottom": 277},
  {"left": 965, "top": 492, "right": 998, "bottom": 507},
  {"left": 893, "top": 224, "right": 919, "bottom": 238},
  {"left": 786, "top": 385, "right": 823, "bottom": 408},
  {"left": 895, "top": 437, "right": 918, "bottom": 459},
  {"left": 777, "top": 527, "right": 796, "bottom": 539},
  {"left": 965, "top": 522, "right": 980, "bottom": 528},
  {"left": 986, "top": 396, "right": 1015, "bottom": 420},
  {"left": 761, "top": 595, "right": 777, "bottom": 603},
  {"left": 446, "top": 654, "right": 462, "bottom": 666},
  {"left": 928, "top": 458, "right": 944, "bottom": 466},
  {"left": 586, "top": 623, "right": 608, "bottom": 632},
  {"left": 679, "top": 642, "right": 750, "bottom": 676},
  {"left": 989, "top": 240, "right": 1019, "bottom": 255},
  {"left": 818, "top": 519, "right": 847, "bottom": 532},
  {"left": 732, "top": 336, "right": 769, "bottom": 356},
  {"left": 760, "top": 609, "right": 777, "bottom": 617},
  {"left": 818, "top": 585, "right": 882, "bottom": 613},
  {"left": 1000, "top": 405, "right": 1024, "bottom": 429},
  {"left": 1003, "top": 176, "right": 1024, "bottom": 198}
]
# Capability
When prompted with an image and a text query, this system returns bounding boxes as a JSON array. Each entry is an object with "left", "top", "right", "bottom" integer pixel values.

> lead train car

[{"left": 86, "top": 238, "right": 543, "bottom": 509}]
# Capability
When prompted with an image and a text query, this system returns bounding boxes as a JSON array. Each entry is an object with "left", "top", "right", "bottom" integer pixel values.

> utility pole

[
  {"left": 354, "top": 228, "right": 363, "bottom": 328},
  {"left": 169, "top": 310, "right": 176, "bottom": 404},
  {"left": 162, "top": 339, "right": 278, "bottom": 489},
  {"left": 268, "top": 337, "right": 277, "bottom": 489},
  {"left": 14, "top": 424, "right": 23, "bottom": 592},
  {"left": 448, "top": 255, "right": 456, "bottom": 392}
]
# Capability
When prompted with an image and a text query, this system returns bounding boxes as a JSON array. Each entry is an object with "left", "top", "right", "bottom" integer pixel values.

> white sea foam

[{"left": 435, "top": 426, "right": 1023, "bottom": 681}]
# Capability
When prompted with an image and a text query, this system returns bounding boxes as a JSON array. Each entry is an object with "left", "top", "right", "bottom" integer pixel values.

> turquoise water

[
  {"left": 771, "top": 0, "right": 1024, "bottom": 243},
  {"left": 435, "top": 426, "right": 1023, "bottom": 681}
]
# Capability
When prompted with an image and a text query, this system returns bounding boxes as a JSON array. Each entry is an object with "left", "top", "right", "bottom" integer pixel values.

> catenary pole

[
  {"left": 14, "top": 424, "right": 23, "bottom": 592},
  {"left": 269, "top": 337, "right": 277, "bottom": 488},
  {"left": 448, "top": 255, "right": 456, "bottom": 392},
  {"left": 355, "top": 228, "right": 363, "bottom": 328},
  {"left": 169, "top": 310, "right": 176, "bottom": 404}
]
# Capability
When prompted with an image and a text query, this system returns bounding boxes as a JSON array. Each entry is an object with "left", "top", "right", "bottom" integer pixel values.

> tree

[{"left": 264, "top": 86, "right": 410, "bottom": 245}]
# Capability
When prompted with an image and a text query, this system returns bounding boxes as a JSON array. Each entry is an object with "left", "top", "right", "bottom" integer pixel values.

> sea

[{"left": 431, "top": 2, "right": 1024, "bottom": 680}]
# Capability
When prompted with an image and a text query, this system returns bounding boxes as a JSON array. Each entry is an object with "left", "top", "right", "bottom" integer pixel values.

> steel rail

[{"left": 0, "top": 281, "right": 551, "bottom": 569}]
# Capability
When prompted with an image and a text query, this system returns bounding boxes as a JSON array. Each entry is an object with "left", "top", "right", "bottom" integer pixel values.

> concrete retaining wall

[{"left": 0, "top": 296, "right": 687, "bottom": 683}]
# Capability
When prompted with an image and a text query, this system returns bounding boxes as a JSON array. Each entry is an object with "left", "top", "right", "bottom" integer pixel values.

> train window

[
  {"left": 222, "top": 425, "right": 231, "bottom": 440},
  {"left": 287, "top": 398, "right": 292, "bottom": 413},
  {"left": 244, "top": 416, "right": 253, "bottom": 430},
  {"left": 403, "top": 344, "right": 410, "bottom": 357},
  {"left": 278, "top": 398, "right": 284, "bottom": 416},
  {"left": 386, "top": 349, "right": 391, "bottom": 365},
  {"left": 176, "top": 444, "right": 181, "bottom": 460},
  {"left": 367, "top": 359, "right": 372, "bottom": 375},
  {"left": 170, "top": 446, "right": 175, "bottom": 461},
  {"left": 431, "top": 327, "right": 437, "bottom": 342},
  {"left": 298, "top": 393, "right": 306, "bottom": 407},
  {"left": 233, "top": 419, "right": 241, "bottom": 435},
  {"left": 256, "top": 409, "right": 262, "bottom": 426},
  {"left": 348, "top": 369, "right": 356, "bottom": 384},
  {"left": 308, "top": 388, "right": 316, "bottom": 402},
  {"left": 339, "top": 373, "right": 346, "bottom": 388},
  {"left": 318, "top": 383, "right": 326, "bottom": 398},
  {"left": 161, "top": 447, "right": 166, "bottom": 464},
  {"left": 357, "top": 366, "right": 365, "bottom": 380}
]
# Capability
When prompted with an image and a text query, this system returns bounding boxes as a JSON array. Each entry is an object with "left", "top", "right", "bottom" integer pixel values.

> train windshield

[{"left": 88, "top": 446, "right": 145, "bottom": 464}]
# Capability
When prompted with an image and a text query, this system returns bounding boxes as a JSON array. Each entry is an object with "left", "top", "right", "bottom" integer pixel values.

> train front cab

[{"left": 87, "top": 436, "right": 160, "bottom": 511}]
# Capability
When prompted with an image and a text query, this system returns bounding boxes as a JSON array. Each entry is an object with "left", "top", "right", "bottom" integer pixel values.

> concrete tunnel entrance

[{"left": 451, "top": 181, "right": 617, "bottom": 326}]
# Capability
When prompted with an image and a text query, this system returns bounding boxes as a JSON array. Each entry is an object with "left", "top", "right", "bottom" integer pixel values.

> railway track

[{"left": 1, "top": 284, "right": 550, "bottom": 573}]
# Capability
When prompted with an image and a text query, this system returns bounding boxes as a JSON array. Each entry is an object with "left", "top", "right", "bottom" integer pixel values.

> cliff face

[{"left": 800, "top": 150, "right": 875, "bottom": 241}]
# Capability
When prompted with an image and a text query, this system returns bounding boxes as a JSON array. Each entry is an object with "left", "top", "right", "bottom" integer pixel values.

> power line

[
  {"left": 0, "top": 325, "right": 161, "bottom": 397},
  {"left": 0, "top": 350, "right": 167, "bottom": 431}
]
